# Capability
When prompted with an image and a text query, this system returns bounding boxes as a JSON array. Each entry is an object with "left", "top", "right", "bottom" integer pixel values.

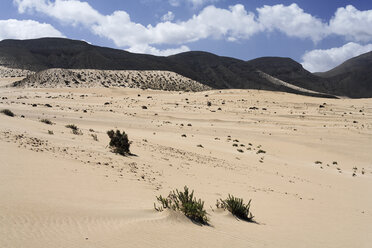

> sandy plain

[{"left": 0, "top": 76, "right": 371, "bottom": 248}]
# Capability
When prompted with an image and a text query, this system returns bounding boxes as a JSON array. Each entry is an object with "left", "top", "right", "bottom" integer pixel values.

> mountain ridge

[{"left": 0, "top": 37, "right": 371, "bottom": 98}]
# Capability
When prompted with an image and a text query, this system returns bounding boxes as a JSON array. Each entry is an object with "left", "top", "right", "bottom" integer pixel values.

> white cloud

[
  {"left": 161, "top": 11, "right": 175, "bottom": 22},
  {"left": 257, "top": 4, "right": 329, "bottom": 43},
  {"left": 14, "top": 0, "right": 103, "bottom": 26},
  {"left": 0, "top": 19, "right": 64, "bottom": 40},
  {"left": 13, "top": 1, "right": 260, "bottom": 54},
  {"left": 301, "top": 42, "right": 372, "bottom": 72},
  {"left": 95, "top": 4, "right": 259, "bottom": 46},
  {"left": 329, "top": 5, "right": 372, "bottom": 42},
  {"left": 127, "top": 44, "right": 190, "bottom": 56}
]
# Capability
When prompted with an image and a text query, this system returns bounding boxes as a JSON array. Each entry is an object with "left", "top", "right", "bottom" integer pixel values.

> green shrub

[
  {"left": 1, "top": 109, "right": 15, "bottom": 117},
  {"left": 217, "top": 194, "right": 254, "bottom": 222},
  {"left": 107, "top": 129, "right": 131, "bottom": 155},
  {"left": 40, "top": 119, "right": 53, "bottom": 125},
  {"left": 155, "top": 186, "right": 208, "bottom": 224}
]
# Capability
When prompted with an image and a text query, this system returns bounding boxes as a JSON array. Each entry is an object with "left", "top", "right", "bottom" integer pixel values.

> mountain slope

[
  {"left": 315, "top": 51, "right": 372, "bottom": 98},
  {"left": 246, "top": 57, "right": 332, "bottom": 93}
]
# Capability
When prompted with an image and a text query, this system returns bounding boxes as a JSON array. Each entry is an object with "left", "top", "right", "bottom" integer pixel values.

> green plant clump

[
  {"left": 107, "top": 129, "right": 131, "bottom": 155},
  {"left": 1, "top": 109, "right": 15, "bottom": 117},
  {"left": 217, "top": 194, "right": 254, "bottom": 222},
  {"left": 155, "top": 186, "right": 208, "bottom": 224}
]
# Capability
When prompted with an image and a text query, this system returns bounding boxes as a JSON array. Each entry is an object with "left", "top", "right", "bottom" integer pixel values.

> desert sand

[{"left": 1, "top": 76, "right": 371, "bottom": 248}]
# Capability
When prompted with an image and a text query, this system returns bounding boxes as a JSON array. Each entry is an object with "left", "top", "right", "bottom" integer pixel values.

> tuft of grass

[
  {"left": 1, "top": 109, "right": 15, "bottom": 117},
  {"left": 217, "top": 194, "right": 254, "bottom": 222},
  {"left": 107, "top": 130, "right": 131, "bottom": 155},
  {"left": 65, "top": 124, "right": 78, "bottom": 130},
  {"left": 40, "top": 119, "right": 53, "bottom": 125},
  {"left": 91, "top": 133, "right": 98, "bottom": 141},
  {"left": 256, "top": 149, "right": 266, "bottom": 154},
  {"left": 154, "top": 186, "right": 208, "bottom": 224},
  {"left": 65, "top": 124, "right": 82, "bottom": 135}
]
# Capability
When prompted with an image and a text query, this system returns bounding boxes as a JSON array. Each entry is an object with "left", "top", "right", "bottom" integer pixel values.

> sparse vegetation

[
  {"left": 217, "top": 194, "right": 254, "bottom": 222},
  {"left": 48, "top": 130, "right": 54, "bottom": 135},
  {"left": 65, "top": 124, "right": 82, "bottom": 135},
  {"left": 65, "top": 124, "right": 78, "bottom": 130},
  {"left": 107, "top": 129, "right": 131, "bottom": 155},
  {"left": 154, "top": 186, "right": 208, "bottom": 224},
  {"left": 257, "top": 149, "right": 266, "bottom": 154},
  {"left": 1, "top": 109, "right": 15, "bottom": 117},
  {"left": 40, "top": 119, "right": 53, "bottom": 125},
  {"left": 91, "top": 133, "right": 98, "bottom": 141}
]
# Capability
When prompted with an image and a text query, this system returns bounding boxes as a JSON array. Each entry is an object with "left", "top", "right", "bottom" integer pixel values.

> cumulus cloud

[
  {"left": 161, "top": 11, "right": 175, "bottom": 22},
  {"left": 13, "top": 0, "right": 260, "bottom": 53},
  {"left": 257, "top": 4, "right": 329, "bottom": 43},
  {"left": 14, "top": 0, "right": 103, "bottom": 26},
  {"left": 329, "top": 5, "right": 372, "bottom": 42},
  {"left": 301, "top": 42, "right": 372, "bottom": 72},
  {"left": 0, "top": 19, "right": 64, "bottom": 40}
]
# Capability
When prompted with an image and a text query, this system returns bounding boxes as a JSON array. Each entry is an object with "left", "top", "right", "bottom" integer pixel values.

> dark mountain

[
  {"left": 1, "top": 37, "right": 369, "bottom": 98},
  {"left": 315, "top": 51, "right": 372, "bottom": 98},
  {"left": 0, "top": 38, "right": 167, "bottom": 71},
  {"left": 246, "top": 57, "right": 332, "bottom": 94}
]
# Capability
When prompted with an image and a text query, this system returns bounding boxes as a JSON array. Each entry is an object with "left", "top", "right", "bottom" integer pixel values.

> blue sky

[{"left": 1, "top": 0, "right": 372, "bottom": 72}]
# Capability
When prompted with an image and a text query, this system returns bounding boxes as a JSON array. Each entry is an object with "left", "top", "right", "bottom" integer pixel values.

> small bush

[
  {"left": 217, "top": 194, "right": 254, "bottom": 222},
  {"left": 40, "top": 119, "right": 53, "bottom": 125},
  {"left": 66, "top": 124, "right": 82, "bottom": 135},
  {"left": 1, "top": 109, "right": 15, "bottom": 117},
  {"left": 107, "top": 130, "right": 131, "bottom": 155},
  {"left": 48, "top": 130, "right": 54, "bottom": 135},
  {"left": 154, "top": 186, "right": 208, "bottom": 224},
  {"left": 65, "top": 124, "right": 78, "bottom": 130},
  {"left": 256, "top": 149, "right": 266, "bottom": 154}
]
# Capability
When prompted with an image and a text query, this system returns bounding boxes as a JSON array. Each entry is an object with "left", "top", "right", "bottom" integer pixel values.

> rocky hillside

[
  {"left": 0, "top": 66, "right": 34, "bottom": 78},
  {"left": 12, "top": 68, "right": 211, "bottom": 92}
]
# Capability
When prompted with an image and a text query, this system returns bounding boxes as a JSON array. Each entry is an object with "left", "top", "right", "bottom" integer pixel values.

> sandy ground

[{"left": 1, "top": 77, "right": 371, "bottom": 248}]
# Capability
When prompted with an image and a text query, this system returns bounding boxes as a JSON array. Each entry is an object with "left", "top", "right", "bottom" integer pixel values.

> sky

[{"left": 0, "top": 0, "right": 372, "bottom": 72}]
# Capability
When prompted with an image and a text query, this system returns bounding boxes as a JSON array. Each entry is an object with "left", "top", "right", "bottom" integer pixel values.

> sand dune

[{"left": 1, "top": 77, "right": 371, "bottom": 247}]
